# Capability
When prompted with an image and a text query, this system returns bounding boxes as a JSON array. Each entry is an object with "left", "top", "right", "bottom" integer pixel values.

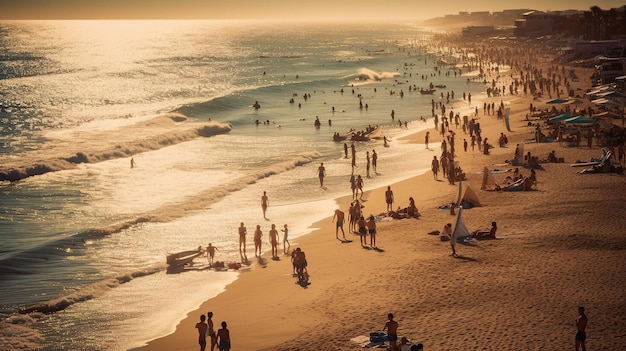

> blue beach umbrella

[{"left": 548, "top": 113, "right": 572, "bottom": 123}]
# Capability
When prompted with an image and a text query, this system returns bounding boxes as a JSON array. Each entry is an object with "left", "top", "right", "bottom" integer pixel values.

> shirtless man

[
  {"left": 268, "top": 224, "right": 279, "bottom": 259},
  {"left": 261, "top": 191, "right": 269, "bottom": 219},
  {"left": 317, "top": 163, "right": 326, "bottom": 187},
  {"left": 366, "top": 215, "right": 377, "bottom": 247},
  {"left": 356, "top": 175, "right": 364, "bottom": 199},
  {"left": 371, "top": 149, "right": 378, "bottom": 173},
  {"left": 575, "top": 306, "right": 588, "bottom": 351},
  {"left": 332, "top": 209, "right": 346, "bottom": 240},
  {"left": 431, "top": 156, "right": 439, "bottom": 180},
  {"left": 216, "top": 321, "right": 231, "bottom": 351},
  {"left": 385, "top": 186, "right": 394, "bottom": 212},
  {"left": 195, "top": 314, "right": 208, "bottom": 351},
  {"left": 254, "top": 225, "right": 262, "bottom": 257},
  {"left": 238, "top": 222, "right": 247, "bottom": 256},
  {"left": 206, "top": 312, "right": 216, "bottom": 351},
  {"left": 357, "top": 216, "right": 367, "bottom": 246},
  {"left": 383, "top": 313, "right": 399, "bottom": 351},
  {"left": 281, "top": 224, "right": 290, "bottom": 254},
  {"left": 206, "top": 243, "right": 218, "bottom": 265}
]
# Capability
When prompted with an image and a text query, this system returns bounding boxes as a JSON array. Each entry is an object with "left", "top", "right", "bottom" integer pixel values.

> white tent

[{"left": 451, "top": 207, "right": 471, "bottom": 244}]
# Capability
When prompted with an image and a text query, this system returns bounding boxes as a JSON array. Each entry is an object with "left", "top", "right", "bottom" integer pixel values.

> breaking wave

[{"left": 0, "top": 114, "right": 232, "bottom": 182}]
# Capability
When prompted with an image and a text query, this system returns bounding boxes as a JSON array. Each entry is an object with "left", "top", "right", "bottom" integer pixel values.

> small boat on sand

[{"left": 166, "top": 249, "right": 203, "bottom": 267}]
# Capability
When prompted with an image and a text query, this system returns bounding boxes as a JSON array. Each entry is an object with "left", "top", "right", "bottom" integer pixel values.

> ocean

[{"left": 0, "top": 20, "right": 490, "bottom": 350}]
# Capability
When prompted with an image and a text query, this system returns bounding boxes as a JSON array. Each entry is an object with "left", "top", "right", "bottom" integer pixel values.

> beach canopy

[
  {"left": 562, "top": 98, "right": 583, "bottom": 105},
  {"left": 593, "top": 111, "right": 623, "bottom": 119},
  {"left": 546, "top": 98, "right": 568, "bottom": 104},
  {"left": 592, "top": 98, "right": 623, "bottom": 108},
  {"left": 586, "top": 86, "right": 614, "bottom": 95},
  {"left": 451, "top": 207, "right": 471, "bottom": 244},
  {"left": 564, "top": 116, "right": 596, "bottom": 124},
  {"left": 597, "top": 90, "right": 626, "bottom": 98},
  {"left": 462, "top": 185, "right": 481, "bottom": 207},
  {"left": 548, "top": 113, "right": 572, "bottom": 122}
]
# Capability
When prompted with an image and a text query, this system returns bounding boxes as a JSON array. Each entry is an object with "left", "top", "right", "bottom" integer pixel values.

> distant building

[
  {"left": 514, "top": 10, "right": 558, "bottom": 37},
  {"left": 462, "top": 26, "right": 496, "bottom": 36}
]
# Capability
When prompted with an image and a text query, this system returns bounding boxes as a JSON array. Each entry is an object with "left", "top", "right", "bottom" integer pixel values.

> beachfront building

[
  {"left": 513, "top": 10, "right": 558, "bottom": 37},
  {"left": 594, "top": 57, "right": 626, "bottom": 84},
  {"left": 461, "top": 26, "right": 495, "bottom": 37}
]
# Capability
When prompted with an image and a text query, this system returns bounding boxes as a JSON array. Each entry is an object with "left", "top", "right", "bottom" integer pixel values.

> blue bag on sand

[{"left": 369, "top": 331, "right": 387, "bottom": 343}]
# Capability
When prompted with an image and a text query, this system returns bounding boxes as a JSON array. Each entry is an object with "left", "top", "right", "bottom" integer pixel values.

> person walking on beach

[
  {"left": 261, "top": 191, "right": 269, "bottom": 219},
  {"left": 206, "top": 243, "right": 218, "bottom": 265},
  {"left": 385, "top": 186, "right": 394, "bottom": 212},
  {"left": 344, "top": 142, "right": 348, "bottom": 158},
  {"left": 356, "top": 175, "right": 364, "bottom": 199},
  {"left": 575, "top": 306, "right": 588, "bottom": 351},
  {"left": 269, "top": 224, "right": 279, "bottom": 259},
  {"left": 281, "top": 224, "right": 290, "bottom": 254},
  {"left": 383, "top": 313, "right": 399, "bottom": 351},
  {"left": 425, "top": 131, "right": 430, "bottom": 149},
  {"left": 216, "top": 321, "right": 231, "bottom": 351},
  {"left": 332, "top": 209, "right": 346, "bottom": 240},
  {"left": 431, "top": 156, "right": 439, "bottom": 180},
  {"left": 317, "top": 162, "right": 326, "bottom": 187},
  {"left": 206, "top": 312, "right": 216, "bottom": 351},
  {"left": 195, "top": 314, "right": 208, "bottom": 351},
  {"left": 254, "top": 224, "right": 262, "bottom": 257},
  {"left": 238, "top": 222, "right": 247, "bottom": 257}
]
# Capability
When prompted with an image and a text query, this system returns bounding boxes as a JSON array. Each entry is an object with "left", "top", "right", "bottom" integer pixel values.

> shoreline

[{"left": 142, "top": 40, "right": 626, "bottom": 351}]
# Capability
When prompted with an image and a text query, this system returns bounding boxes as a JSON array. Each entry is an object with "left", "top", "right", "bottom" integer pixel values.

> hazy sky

[{"left": 0, "top": 0, "right": 624, "bottom": 21}]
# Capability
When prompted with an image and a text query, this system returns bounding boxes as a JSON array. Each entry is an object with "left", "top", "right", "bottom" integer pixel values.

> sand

[{"left": 142, "top": 40, "right": 626, "bottom": 351}]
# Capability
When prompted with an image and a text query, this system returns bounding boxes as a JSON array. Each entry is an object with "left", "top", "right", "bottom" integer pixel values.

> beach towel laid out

[{"left": 352, "top": 331, "right": 393, "bottom": 348}]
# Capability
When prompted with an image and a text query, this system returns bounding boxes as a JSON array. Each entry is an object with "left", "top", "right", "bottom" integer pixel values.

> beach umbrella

[
  {"left": 593, "top": 111, "right": 623, "bottom": 119},
  {"left": 592, "top": 98, "right": 623, "bottom": 108},
  {"left": 562, "top": 98, "right": 583, "bottom": 105},
  {"left": 548, "top": 113, "right": 572, "bottom": 123},
  {"left": 597, "top": 91, "right": 626, "bottom": 98},
  {"left": 564, "top": 116, "right": 596, "bottom": 124},
  {"left": 546, "top": 98, "right": 568, "bottom": 104}
]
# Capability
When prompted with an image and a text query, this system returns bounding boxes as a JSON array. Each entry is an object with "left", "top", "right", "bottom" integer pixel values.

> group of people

[
  {"left": 238, "top": 222, "right": 290, "bottom": 260},
  {"left": 195, "top": 312, "right": 230, "bottom": 351}
]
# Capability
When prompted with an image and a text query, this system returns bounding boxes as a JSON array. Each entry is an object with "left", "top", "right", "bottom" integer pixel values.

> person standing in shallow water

[
  {"left": 238, "top": 222, "right": 247, "bottom": 257},
  {"left": 317, "top": 162, "right": 326, "bottom": 187},
  {"left": 261, "top": 191, "right": 269, "bottom": 219},
  {"left": 281, "top": 224, "right": 290, "bottom": 254},
  {"left": 254, "top": 224, "right": 262, "bottom": 257},
  {"left": 269, "top": 223, "right": 279, "bottom": 259},
  {"left": 371, "top": 149, "right": 377, "bottom": 173}
]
